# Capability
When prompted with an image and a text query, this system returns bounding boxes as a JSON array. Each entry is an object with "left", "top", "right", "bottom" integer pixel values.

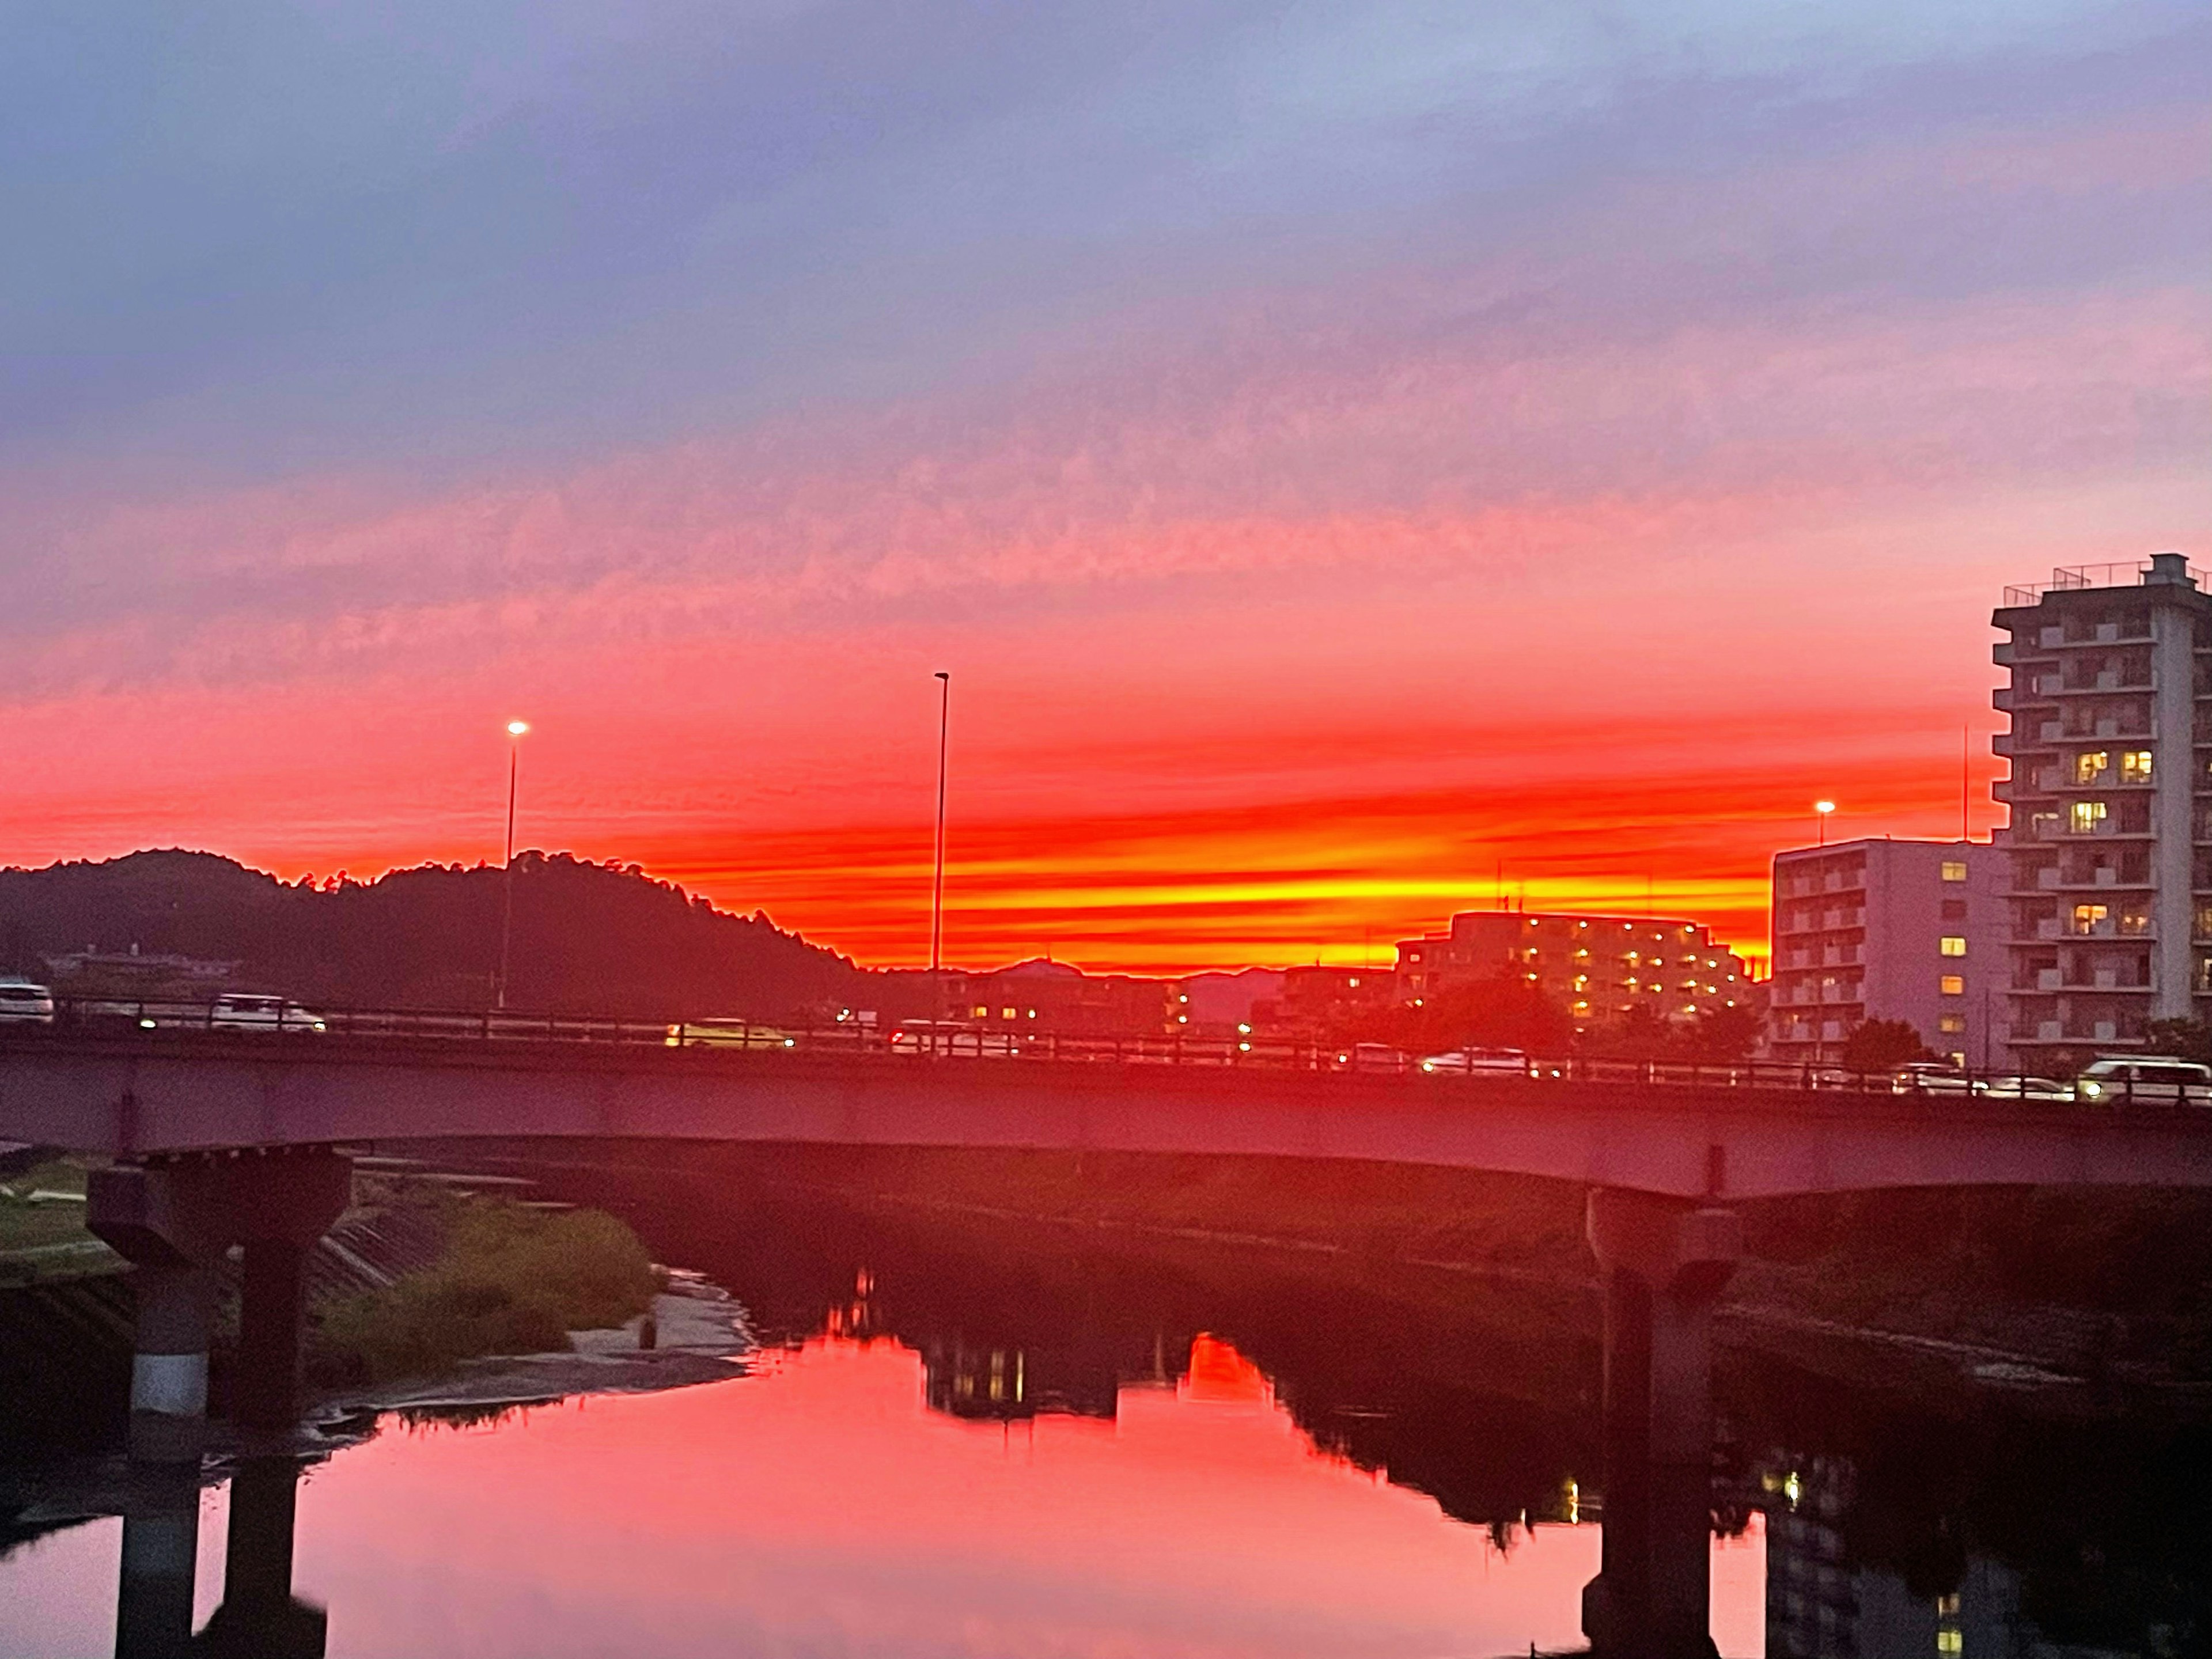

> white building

[
  {"left": 1767, "top": 839, "right": 2006, "bottom": 1068},
  {"left": 1991, "top": 554, "right": 2212, "bottom": 1061}
]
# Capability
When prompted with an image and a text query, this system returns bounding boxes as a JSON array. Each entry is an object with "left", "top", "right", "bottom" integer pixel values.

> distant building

[
  {"left": 1172, "top": 968, "right": 1286, "bottom": 1036},
  {"left": 1766, "top": 839, "right": 2005, "bottom": 1069},
  {"left": 1992, "top": 553, "right": 2212, "bottom": 1062},
  {"left": 939, "top": 959, "right": 1173, "bottom": 1038},
  {"left": 1393, "top": 910, "right": 1752, "bottom": 1035},
  {"left": 1257, "top": 965, "right": 1397, "bottom": 1036}
]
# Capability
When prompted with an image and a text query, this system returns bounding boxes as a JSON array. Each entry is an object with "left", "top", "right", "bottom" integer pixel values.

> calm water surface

[
  {"left": 1, "top": 1175, "right": 2205, "bottom": 1657},
  {"left": 0, "top": 1332, "right": 1765, "bottom": 1657}
]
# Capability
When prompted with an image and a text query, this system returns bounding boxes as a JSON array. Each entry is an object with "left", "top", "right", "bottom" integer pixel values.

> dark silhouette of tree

[
  {"left": 2143, "top": 1017, "right": 2212, "bottom": 1064},
  {"left": 1839, "top": 1017, "right": 1932, "bottom": 1073},
  {"left": 1376, "top": 972, "right": 1574, "bottom": 1055},
  {"left": 1677, "top": 1004, "right": 1761, "bottom": 1062}
]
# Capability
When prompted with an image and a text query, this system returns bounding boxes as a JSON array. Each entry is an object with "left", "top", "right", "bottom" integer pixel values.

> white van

[
  {"left": 2074, "top": 1056, "right": 2212, "bottom": 1105},
  {"left": 210, "top": 994, "right": 328, "bottom": 1033},
  {"left": 0, "top": 979, "right": 55, "bottom": 1025}
]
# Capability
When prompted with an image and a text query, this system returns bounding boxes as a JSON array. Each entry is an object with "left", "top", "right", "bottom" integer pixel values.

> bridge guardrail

[{"left": 9, "top": 997, "right": 2207, "bottom": 1107}]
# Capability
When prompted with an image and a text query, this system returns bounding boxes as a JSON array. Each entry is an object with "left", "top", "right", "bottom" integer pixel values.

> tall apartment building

[
  {"left": 1992, "top": 554, "right": 2212, "bottom": 1060},
  {"left": 1395, "top": 910, "right": 1752, "bottom": 1036},
  {"left": 1766, "top": 839, "right": 2005, "bottom": 1068}
]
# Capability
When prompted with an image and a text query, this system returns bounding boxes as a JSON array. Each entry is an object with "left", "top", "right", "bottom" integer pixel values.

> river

[{"left": 2, "top": 1168, "right": 2206, "bottom": 1657}]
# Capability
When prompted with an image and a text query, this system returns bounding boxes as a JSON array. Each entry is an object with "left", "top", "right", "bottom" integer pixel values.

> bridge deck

[{"left": 5, "top": 1032, "right": 2212, "bottom": 1199}]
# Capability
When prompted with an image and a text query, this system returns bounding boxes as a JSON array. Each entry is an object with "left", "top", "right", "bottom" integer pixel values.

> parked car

[
  {"left": 889, "top": 1020, "right": 1020, "bottom": 1057},
  {"left": 1418, "top": 1047, "right": 1532, "bottom": 1076},
  {"left": 665, "top": 1018, "right": 797, "bottom": 1050},
  {"left": 1331, "top": 1043, "right": 1410, "bottom": 1073},
  {"left": 209, "top": 994, "right": 328, "bottom": 1033},
  {"left": 1889, "top": 1062, "right": 1971, "bottom": 1094},
  {"left": 1971, "top": 1075, "right": 2075, "bottom": 1103},
  {"left": 0, "top": 979, "right": 55, "bottom": 1026},
  {"left": 2074, "top": 1056, "right": 2212, "bottom": 1104}
]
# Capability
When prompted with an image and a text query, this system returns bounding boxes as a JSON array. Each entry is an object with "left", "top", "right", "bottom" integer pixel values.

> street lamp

[
  {"left": 497, "top": 721, "right": 529, "bottom": 1009},
  {"left": 930, "top": 674, "right": 950, "bottom": 1040},
  {"left": 1815, "top": 799, "right": 1836, "bottom": 849}
]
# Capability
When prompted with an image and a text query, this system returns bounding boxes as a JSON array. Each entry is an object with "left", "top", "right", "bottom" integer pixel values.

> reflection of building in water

[
  {"left": 922, "top": 1338, "right": 1119, "bottom": 1423},
  {"left": 1764, "top": 1455, "right": 2128, "bottom": 1659}
]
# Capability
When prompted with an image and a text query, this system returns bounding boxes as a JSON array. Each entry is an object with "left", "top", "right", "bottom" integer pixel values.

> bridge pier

[
  {"left": 89, "top": 1151, "right": 353, "bottom": 1459},
  {"left": 195, "top": 1456, "right": 327, "bottom": 1657},
  {"left": 1581, "top": 1188, "right": 1741, "bottom": 1659},
  {"left": 114, "top": 1461, "right": 202, "bottom": 1659}
]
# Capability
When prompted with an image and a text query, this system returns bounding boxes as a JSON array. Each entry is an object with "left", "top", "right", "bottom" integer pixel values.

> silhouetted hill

[{"left": 0, "top": 850, "right": 871, "bottom": 1018}]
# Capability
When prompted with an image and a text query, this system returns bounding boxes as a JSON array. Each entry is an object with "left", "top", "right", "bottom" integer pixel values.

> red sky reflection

[{"left": 0, "top": 1334, "right": 1764, "bottom": 1657}]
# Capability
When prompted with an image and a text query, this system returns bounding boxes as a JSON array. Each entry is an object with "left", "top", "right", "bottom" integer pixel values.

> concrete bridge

[{"left": 10, "top": 1030, "right": 2211, "bottom": 1659}]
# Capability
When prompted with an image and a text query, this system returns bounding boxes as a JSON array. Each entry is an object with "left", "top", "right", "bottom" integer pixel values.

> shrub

[{"left": 315, "top": 1201, "right": 658, "bottom": 1383}]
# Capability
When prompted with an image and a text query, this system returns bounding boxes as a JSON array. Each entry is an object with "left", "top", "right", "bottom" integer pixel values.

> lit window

[
  {"left": 1939, "top": 1014, "right": 1966, "bottom": 1033},
  {"left": 1941, "top": 860, "right": 1968, "bottom": 882},
  {"left": 2075, "top": 751, "right": 2109, "bottom": 783},
  {"left": 2122, "top": 749, "right": 2153, "bottom": 783},
  {"left": 1937, "top": 1631, "right": 1962, "bottom": 1656},
  {"left": 2073, "top": 903, "right": 2109, "bottom": 933},
  {"left": 1001, "top": 1007, "right": 1017, "bottom": 1020},
  {"left": 2070, "top": 800, "right": 2107, "bottom": 834},
  {"left": 972, "top": 1004, "right": 990, "bottom": 1018},
  {"left": 1940, "top": 975, "right": 1965, "bottom": 995},
  {"left": 1940, "top": 937, "right": 1967, "bottom": 957}
]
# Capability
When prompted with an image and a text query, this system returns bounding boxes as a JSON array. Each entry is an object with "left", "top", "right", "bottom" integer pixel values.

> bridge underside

[{"left": 4, "top": 1035, "right": 2211, "bottom": 1200}]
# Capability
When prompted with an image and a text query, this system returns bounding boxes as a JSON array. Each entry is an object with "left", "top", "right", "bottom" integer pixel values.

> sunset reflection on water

[{"left": 2, "top": 1330, "right": 1762, "bottom": 1658}]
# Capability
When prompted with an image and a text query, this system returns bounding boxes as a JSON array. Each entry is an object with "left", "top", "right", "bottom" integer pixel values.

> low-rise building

[
  {"left": 1766, "top": 839, "right": 2006, "bottom": 1069},
  {"left": 1394, "top": 910, "right": 1752, "bottom": 1036},
  {"left": 939, "top": 958, "right": 1174, "bottom": 1038}
]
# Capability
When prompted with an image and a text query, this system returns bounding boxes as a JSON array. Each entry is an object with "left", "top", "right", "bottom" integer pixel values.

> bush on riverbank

[{"left": 316, "top": 1200, "right": 658, "bottom": 1382}]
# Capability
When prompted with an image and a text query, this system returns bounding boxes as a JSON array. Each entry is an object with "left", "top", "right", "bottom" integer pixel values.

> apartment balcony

[
  {"left": 2047, "top": 869, "right": 2152, "bottom": 891},
  {"left": 2060, "top": 919, "right": 2152, "bottom": 939}
]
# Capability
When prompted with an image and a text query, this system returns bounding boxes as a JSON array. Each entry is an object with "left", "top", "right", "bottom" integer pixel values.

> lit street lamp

[
  {"left": 497, "top": 720, "right": 529, "bottom": 1009},
  {"left": 1815, "top": 799, "right": 1836, "bottom": 849}
]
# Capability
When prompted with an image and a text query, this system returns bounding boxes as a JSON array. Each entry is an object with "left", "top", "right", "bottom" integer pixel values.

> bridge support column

[
  {"left": 196, "top": 1456, "right": 327, "bottom": 1658},
  {"left": 90, "top": 1151, "right": 353, "bottom": 1456},
  {"left": 1581, "top": 1189, "right": 1741, "bottom": 1659},
  {"left": 115, "top": 1462, "right": 202, "bottom": 1659}
]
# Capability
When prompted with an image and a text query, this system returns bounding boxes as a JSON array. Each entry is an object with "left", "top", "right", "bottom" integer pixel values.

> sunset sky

[{"left": 3, "top": 1, "right": 2207, "bottom": 972}]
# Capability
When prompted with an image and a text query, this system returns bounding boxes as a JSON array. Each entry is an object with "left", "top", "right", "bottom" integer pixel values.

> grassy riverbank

[{"left": 313, "top": 1197, "right": 661, "bottom": 1384}]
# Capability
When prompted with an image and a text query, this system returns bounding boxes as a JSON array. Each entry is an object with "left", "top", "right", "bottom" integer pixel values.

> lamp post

[
  {"left": 930, "top": 673, "right": 950, "bottom": 1039},
  {"left": 1815, "top": 799, "right": 1836, "bottom": 849},
  {"left": 496, "top": 720, "right": 528, "bottom": 1010}
]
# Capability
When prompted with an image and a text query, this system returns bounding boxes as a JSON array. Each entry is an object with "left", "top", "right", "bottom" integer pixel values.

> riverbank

[{"left": 486, "top": 1140, "right": 2212, "bottom": 1416}]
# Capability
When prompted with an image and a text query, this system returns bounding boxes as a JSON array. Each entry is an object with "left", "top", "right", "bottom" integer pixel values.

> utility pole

[
  {"left": 496, "top": 720, "right": 528, "bottom": 1010},
  {"left": 930, "top": 673, "right": 950, "bottom": 1039}
]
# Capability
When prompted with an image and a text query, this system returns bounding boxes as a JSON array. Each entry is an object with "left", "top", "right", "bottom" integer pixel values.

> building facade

[
  {"left": 1766, "top": 839, "right": 2005, "bottom": 1069},
  {"left": 1991, "top": 554, "right": 2212, "bottom": 1061},
  {"left": 1395, "top": 910, "right": 1752, "bottom": 1035}
]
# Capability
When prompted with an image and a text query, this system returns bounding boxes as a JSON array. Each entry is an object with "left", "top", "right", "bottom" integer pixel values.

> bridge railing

[{"left": 3, "top": 997, "right": 2184, "bottom": 1105}]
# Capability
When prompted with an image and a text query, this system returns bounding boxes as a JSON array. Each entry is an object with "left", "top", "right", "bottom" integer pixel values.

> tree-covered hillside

[{"left": 0, "top": 849, "right": 874, "bottom": 1018}]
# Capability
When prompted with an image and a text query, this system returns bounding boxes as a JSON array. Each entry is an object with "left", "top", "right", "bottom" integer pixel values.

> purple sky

[{"left": 2, "top": 1, "right": 2206, "bottom": 969}]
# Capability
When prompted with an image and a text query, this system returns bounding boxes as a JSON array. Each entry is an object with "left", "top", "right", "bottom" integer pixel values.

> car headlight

[{"left": 2080, "top": 1081, "right": 2102, "bottom": 1097}]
